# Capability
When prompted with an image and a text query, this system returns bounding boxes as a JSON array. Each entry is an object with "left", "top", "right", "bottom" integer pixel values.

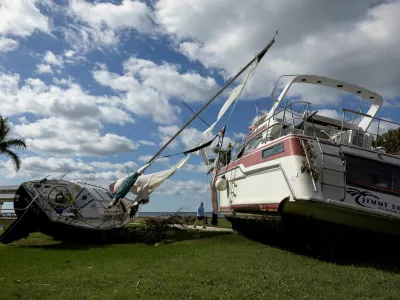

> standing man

[{"left": 194, "top": 202, "right": 206, "bottom": 229}]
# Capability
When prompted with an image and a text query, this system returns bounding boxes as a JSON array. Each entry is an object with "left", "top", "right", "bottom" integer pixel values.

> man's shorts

[{"left": 197, "top": 216, "right": 204, "bottom": 220}]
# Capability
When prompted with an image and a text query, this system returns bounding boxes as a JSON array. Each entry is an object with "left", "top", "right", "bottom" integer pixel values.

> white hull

[{"left": 218, "top": 135, "right": 400, "bottom": 236}]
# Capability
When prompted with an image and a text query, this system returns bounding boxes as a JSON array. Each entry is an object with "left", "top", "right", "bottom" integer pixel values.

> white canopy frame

[{"left": 265, "top": 75, "right": 384, "bottom": 132}]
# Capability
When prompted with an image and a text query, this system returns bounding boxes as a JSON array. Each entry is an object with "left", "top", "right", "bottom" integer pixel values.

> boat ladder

[{"left": 316, "top": 138, "right": 347, "bottom": 201}]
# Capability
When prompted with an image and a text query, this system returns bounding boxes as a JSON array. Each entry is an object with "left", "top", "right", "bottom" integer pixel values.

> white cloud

[
  {"left": 138, "top": 155, "right": 169, "bottom": 164},
  {"left": 52, "top": 77, "right": 74, "bottom": 86},
  {"left": 98, "top": 105, "right": 135, "bottom": 126},
  {"left": 14, "top": 117, "right": 138, "bottom": 157},
  {"left": 0, "top": 0, "right": 50, "bottom": 37},
  {"left": 156, "top": 125, "right": 202, "bottom": 150},
  {"left": 155, "top": 0, "right": 400, "bottom": 102},
  {"left": 317, "top": 109, "right": 342, "bottom": 120},
  {"left": 122, "top": 57, "right": 219, "bottom": 102},
  {"left": 0, "top": 156, "right": 92, "bottom": 179},
  {"left": 0, "top": 156, "right": 128, "bottom": 187},
  {"left": 61, "top": 49, "right": 86, "bottom": 65},
  {"left": 36, "top": 51, "right": 64, "bottom": 74},
  {"left": 64, "top": 50, "right": 75, "bottom": 58},
  {"left": 36, "top": 64, "right": 52, "bottom": 74},
  {"left": 157, "top": 179, "right": 208, "bottom": 196},
  {"left": 182, "top": 163, "right": 209, "bottom": 173},
  {"left": 92, "top": 57, "right": 219, "bottom": 124},
  {"left": 66, "top": 0, "right": 154, "bottom": 51},
  {"left": 89, "top": 161, "right": 137, "bottom": 171},
  {"left": 0, "top": 73, "right": 138, "bottom": 157},
  {"left": 139, "top": 140, "right": 156, "bottom": 146},
  {"left": 232, "top": 132, "right": 246, "bottom": 141},
  {"left": 43, "top": 51, "right": 63, "bottom": 67},
  {"left": 0, "top": 37, "right": 19, "bottom": 52}
]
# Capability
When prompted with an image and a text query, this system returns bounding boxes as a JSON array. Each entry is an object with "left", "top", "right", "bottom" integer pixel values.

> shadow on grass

[
  {"left": 162, "top": 230, "right": 232, "bottom": 244},
  {"left": 230, "top": 217, "right": 400, "bottom": 274},
  {"left": 14, "top": 229, "right": 232, "bottom": 250},
  {"left": 25, "top": 242, "right": 109, "bottom": 250}
]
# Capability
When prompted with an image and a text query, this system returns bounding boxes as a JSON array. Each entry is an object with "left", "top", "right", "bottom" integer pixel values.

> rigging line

[
  {"left": 225, "top": 61, "right": 258, "bottom": 125},
  {"left": 145, "top": 33, "right": 277, "bottom": 167},
  {"left": 180, "top": 101, "right": 211, "bottom": 127},
  {"left": 159, "top": 135, "right": 218, "bottom": 158}
]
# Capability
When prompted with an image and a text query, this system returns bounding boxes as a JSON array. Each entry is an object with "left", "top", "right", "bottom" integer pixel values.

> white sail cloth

[
  {"left": 110, "top": 61, "right": 259, "bottom": 203},
  {"left": 110, "top": 155, "right": 192, "bottom": 201},
  {"left": 197, "top": 61, "right": 258, "bottom": 165}
]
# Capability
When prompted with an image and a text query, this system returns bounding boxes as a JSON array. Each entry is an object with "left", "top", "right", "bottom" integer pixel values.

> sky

[{"left": 1, "top": 0, "right": 400, "bottom": 213}]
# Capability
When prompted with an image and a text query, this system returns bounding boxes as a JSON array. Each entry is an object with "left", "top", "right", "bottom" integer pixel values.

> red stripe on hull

[
  {"left": 218, "top": 136, "right": 303, "bottom": 174},
  {"left": 220, "top": 203, "right": 280, "bottom": 212}
]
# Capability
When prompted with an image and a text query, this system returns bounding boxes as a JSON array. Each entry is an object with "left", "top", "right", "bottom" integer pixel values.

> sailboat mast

[{"left": 147, "top": 33, "right": 278, "bottom": 165}]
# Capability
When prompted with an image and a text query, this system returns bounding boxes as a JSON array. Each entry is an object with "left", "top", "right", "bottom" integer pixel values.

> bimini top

[{"left": 265, "top": 75, "right": 384, "bottom": 131}]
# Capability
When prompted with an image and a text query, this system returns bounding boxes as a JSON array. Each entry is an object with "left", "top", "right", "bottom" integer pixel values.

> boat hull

[
  {"left": 218, "top": 135, "right": 400, "bottom": 237},
  {"left": 0, "top": 181, "right": 131, "bottom": 244}
]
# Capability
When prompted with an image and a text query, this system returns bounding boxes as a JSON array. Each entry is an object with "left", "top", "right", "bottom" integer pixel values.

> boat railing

[
  {"left": 236, "top": 101, "right": 400, "bottom": 159},
  {"left": 236, "top": 101, "right": 316, "bottom": 156},
  {"left": 336, "top": 108, "right": 400, "bottom": 152},
  {"left": 0, "top": 212, "right": 17, "bottom": 218}
]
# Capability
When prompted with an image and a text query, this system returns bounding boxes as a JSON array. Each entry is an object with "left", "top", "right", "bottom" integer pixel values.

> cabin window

[
  {"left": 345, "top": 155, "right": 400, "bottom": 195},
  {"left": 262, "top": 143, "right": 284, "bottom": 158},
  {"left": 244, "top": 135, "right": 263, "bottom": 155},
  {"left": 236, "top": 146, "right": 245, "bottom": 159}
]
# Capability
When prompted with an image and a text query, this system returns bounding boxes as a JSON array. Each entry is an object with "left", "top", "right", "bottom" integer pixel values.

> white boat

[{"left": 216, "top": 75, "right": 400, "bottom": 237}]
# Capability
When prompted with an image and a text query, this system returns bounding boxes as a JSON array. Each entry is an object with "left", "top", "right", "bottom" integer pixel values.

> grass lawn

[
  {"left": 131, "top": 217, "right": 233, "bottom": 229},
  {"left": 0, "top": 218, "right": 15, "bottom": 228},
  {"left": 1, "top": 228, "right": 400, "bottom": 300}
]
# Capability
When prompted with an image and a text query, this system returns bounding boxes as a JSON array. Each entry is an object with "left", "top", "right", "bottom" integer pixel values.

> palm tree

[
  {"left": 212, "top": 142, "right": 232, "bottom": 168},
  {"left": 0, "top": 116, "right": 27, "bottom": 171}
]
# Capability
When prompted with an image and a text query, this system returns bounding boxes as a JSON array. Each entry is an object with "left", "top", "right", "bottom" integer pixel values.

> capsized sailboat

[{"left": 0, "top": 32, "right": 278, "bottom": 244}]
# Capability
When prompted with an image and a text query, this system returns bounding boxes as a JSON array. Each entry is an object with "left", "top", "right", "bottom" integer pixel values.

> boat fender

[{"left": 215, "top": 177, "right": 228, "bottom": 191}]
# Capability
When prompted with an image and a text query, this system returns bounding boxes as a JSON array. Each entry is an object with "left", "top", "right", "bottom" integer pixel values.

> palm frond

[
  {"left": 0, "top": 116, "right": 10, "bottom": 142},
  {"left": 0, "top": 138, "right": 27, "bottom": 150},
  {"left": 2, "top": 149, "right": 22, "bottom": 171}
]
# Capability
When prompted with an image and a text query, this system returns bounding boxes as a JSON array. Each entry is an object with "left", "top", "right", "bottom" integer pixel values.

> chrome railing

[
  {"left": 234, "top": 102, "right": 400, "bottom": 159},
  {"left": 338, "top": 108, "right": 400, "bottom": 152}
]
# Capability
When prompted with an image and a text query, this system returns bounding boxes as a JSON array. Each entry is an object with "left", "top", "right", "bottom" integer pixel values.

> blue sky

[{"left": 1, "top": 0, "right": 400, "bottom": 213}]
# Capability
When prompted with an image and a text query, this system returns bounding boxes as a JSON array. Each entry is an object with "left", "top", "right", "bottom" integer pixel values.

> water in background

[{"left": 137, "top": 212, "right": 225, "bottom": 218}]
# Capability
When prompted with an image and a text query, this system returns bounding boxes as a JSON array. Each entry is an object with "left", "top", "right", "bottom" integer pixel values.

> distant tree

[
  {"left": 0, "top": 116, "right": 27, "bottom": 171},
  {"left": 373, "top": 128, "right": 400, "bottom": 155},
  {"left": 212, "top": 142, "right": 232, "bottom": 168}
]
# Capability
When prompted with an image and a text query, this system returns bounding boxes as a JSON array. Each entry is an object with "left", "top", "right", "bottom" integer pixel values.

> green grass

[
  {"left": 1, "top": 229, "right": 400, "bottom": 300},
  {"left": 131, "top": 216, "right": 233, "bottom": 229},
  {"left": 0, "top": 218, "right": 15, "bottom": 228}
]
